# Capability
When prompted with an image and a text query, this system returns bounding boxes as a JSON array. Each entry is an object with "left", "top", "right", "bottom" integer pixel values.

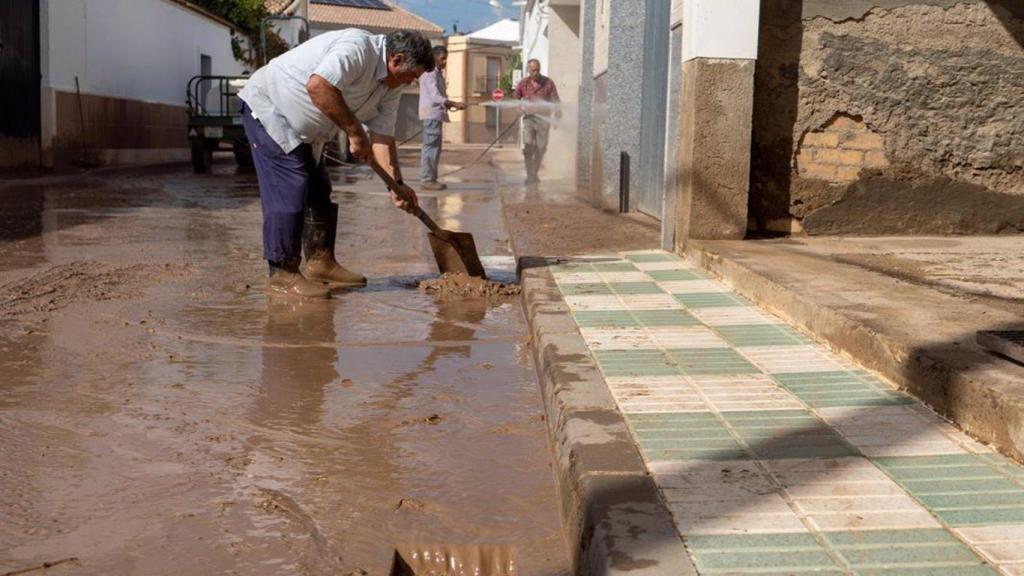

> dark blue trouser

[{"left": 240, "top": 100, "right": 331, "bottom": 263}]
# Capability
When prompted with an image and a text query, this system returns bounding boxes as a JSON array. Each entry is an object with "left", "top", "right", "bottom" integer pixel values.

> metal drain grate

[{"left": 977, "top": 331, "right": 1024, "bottom": 365}]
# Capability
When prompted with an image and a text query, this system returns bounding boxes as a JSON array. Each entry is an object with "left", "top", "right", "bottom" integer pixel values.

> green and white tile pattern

[{"left": 550, "top": 250, "right": 1024, "bottom": 575}]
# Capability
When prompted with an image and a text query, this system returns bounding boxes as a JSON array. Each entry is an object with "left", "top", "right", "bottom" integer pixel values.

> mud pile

[{"left": 418, "top": 273, "right": 521, "bottom": 298}]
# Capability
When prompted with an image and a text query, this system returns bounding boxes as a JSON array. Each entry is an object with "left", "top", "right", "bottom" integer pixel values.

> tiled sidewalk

[{"left": 549, "top": 250, "right": 1024, "bottom": 576}]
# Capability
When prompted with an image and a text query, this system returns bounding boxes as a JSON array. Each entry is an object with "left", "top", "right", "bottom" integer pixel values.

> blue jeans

[
  {"left": 420, "top": 119, "right": 443, "bottom": 182},
  {"left": 240, "top": 100, "right": 332, "bottom": 263}
]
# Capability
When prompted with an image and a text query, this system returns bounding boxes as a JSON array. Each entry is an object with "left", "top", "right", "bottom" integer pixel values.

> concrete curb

[
  {"left": 685, "top": 240, "right": 1024, "bottom": 462},
  {"left": 517, "top": 257, "right": 698, "bottom": 576}
]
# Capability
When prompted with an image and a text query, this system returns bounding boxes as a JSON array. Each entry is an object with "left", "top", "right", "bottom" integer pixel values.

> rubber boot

[
  {"left": 524, "top": 148, "right": 539, "bottom": 184},
  {"left": 300, "top": 202, "right": 367, "bottom": 288},
  {"left": 267, "top": 258, "right": 331, "bottom": 299}
]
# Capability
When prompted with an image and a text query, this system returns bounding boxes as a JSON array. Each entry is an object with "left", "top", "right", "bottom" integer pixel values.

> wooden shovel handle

[{"left": 368, "top": 160, "right": 443, "bottom": 235}]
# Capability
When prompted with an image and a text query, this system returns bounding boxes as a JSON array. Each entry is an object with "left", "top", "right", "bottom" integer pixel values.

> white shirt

[{"left": 239, "top": 29, "right": 402, "bottom": 159}]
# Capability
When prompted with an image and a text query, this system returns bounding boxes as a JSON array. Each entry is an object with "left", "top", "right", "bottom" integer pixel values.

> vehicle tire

[
  {"left": 233, "top": 140, "right": 254, "bottom": 169},
  {"left": 191, "top": 138, "right": 213, "bottom": 174}
]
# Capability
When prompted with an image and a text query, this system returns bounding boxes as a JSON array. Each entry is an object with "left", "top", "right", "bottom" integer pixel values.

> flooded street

[{"left": 0, "top": 150, "right": 570, "bottom": 575}]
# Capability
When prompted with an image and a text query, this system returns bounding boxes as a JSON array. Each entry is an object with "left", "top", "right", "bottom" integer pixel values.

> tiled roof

[
  {"left": 264, "top": 0, "right": 293, "bottom": 13},
  {"left": 309, "top": 1, "right": 444, "bottom": 37}
]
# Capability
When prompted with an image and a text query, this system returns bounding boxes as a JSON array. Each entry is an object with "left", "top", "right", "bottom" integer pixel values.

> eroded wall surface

[{"left": 750, "top": 0, "right": 1024, "bottom": 235}]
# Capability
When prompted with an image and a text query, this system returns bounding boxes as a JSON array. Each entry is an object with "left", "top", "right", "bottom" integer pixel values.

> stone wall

[{"left": 750, "top": 0, "right": 1024, "bottom": 235}]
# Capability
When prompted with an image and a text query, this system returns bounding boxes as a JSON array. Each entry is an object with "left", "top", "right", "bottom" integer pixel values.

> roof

[
  {"left": 308, "top": 1, "right": 444, "bottom": 37},
  {"left": 466, "top": 18, "right": 519, "bottom": 43},
  {"left": 264, "top": 0, "right": 293, "bottom": 13},
  {"left": 167, "top": 0, "right": 236, "bottom": 29}
]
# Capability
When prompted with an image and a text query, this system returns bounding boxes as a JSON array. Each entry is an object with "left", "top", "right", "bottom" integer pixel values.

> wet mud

[
  {"left": 418, "top": 273, "right": 522, "bottom": 298},
  {"left": 0, "top": 151, "right": 569, "bottom": 575}
]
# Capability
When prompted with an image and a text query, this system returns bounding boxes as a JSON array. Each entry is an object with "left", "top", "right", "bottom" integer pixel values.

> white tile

[
  {"left": 606, "top": 375, "right": 690, "bottom": 388},
  {"left": 806, "top": 510, "right": 940, "bottom": 531},
  {"left": 564, "top": 295, "right": 625, "bottom": 310},
  {"left": 974, "top": 543, "right": 1024, "bottom": 564},
  {"left": 599, "top": 271, "right": 654, "bottom": 283},
  {"left": 674, "top": 510, "right": 809, "bottom": 535},
  {"left": 634, "top": 261, "right": 695, "bottom": 271},
  {"left": 620, "top": 294, "right": 685, "bottom": 310},
  {"left": 955, "top": 525, "right": 1024, "bottom": 543},
  {"left": 793, "top": 495, "right": 923, "bottom": 513},
  {"left": 552, "top": 271, "right": 604, "bottom": 284},
  {"left": 580, "top": 327, "right": 657, "bottom": 350},
  {"left": 690, "top": 306, "right": 782, "bottom": 326},
  {"left": 739, "top": 346, "right": 848, "bottom": 374},
  {"left": 649, "top": 326, "right": 729, "bottom": 349},
  {"left": 784, "top": 481, "right": 906, "bottom": 499},
  {"left": 660, "top": 280, "right": 729, "bottom": 294},
  {"left": 621, "top": 402, "right": 709, "bottom": 413}
]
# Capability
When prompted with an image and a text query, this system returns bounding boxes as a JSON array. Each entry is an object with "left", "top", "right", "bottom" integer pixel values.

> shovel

[{"left": 369, "top": 160, "right": 486, "bottom": 279}]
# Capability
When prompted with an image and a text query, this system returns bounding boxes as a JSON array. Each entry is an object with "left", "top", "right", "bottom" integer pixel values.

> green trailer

[{"left": 186, "top": 75, "right": 252, "bottom": 173}]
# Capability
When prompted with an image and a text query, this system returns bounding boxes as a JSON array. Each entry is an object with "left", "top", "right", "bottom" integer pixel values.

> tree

[{"left": 190, "top": 0, "right": 288, "bottom": 66}]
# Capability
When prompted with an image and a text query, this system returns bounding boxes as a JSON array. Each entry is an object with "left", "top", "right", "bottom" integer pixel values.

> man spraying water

[{"left": 511, "top": 59, "right": 561, "bottom": 185}]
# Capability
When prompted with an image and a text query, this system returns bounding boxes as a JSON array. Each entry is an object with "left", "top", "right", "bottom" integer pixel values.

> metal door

[
  {"left": 0, "top": 0, "right": 41, "bottom": 146},
  {"left": 635, "top": 0, "right": 671, "bottom": 218}
]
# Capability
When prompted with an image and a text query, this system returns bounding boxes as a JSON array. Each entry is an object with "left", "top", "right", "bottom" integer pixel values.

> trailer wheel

[{"left": 191, "top": 138, "right": 213, "bottom": 174}]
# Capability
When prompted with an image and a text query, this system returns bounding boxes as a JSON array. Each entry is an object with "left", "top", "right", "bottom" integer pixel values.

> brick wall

[{"left": 796, "top": 114, "right": 889, "bottom": 183}]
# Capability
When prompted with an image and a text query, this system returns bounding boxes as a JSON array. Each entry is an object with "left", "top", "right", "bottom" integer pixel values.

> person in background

[
  {"left": 418, "top": 45, "right": 466, "bottom": 191},
  {"left": 511, "top": 58, "right": 560, "bottom": 185}
]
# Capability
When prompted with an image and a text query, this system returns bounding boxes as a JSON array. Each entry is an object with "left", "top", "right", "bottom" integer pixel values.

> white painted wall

[
  {"left": 41, "top": 0, "right": 245, "bottom": 107},
  {"left": 521, "top": 0, "right": 550, "bottom": 73},
  {"left": 682, "top": 0, "right": 760, "bottom": 62}
]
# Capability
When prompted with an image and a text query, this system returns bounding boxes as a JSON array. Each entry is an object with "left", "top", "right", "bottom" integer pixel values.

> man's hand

[
  {"left": 389, "top": 181, "right": 419, "bottom": 214},
  {"left": 446, "top": 100, "right": 467, "bottom": 111},
  {"left": 348, "top": 126, "right": 372, "bottom": 162}
]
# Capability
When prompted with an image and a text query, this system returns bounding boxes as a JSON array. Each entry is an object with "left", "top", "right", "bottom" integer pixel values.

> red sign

[{"left": 491, "top": 88, "right": 505, "bottom": 101}]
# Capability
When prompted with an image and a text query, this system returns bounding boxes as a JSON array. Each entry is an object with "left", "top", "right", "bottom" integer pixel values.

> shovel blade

[{"left": 428, "top": 231, "right": 486, "bottom": 279}]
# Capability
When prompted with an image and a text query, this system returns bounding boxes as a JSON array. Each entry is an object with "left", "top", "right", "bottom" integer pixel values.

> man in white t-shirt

[{"left": 239, "top": 29, "right": 433, "bottom": 299}]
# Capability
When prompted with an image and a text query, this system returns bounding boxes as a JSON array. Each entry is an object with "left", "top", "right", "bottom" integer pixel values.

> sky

[{"left": 394, "top": 0, "right": 519, "bottom": 36}]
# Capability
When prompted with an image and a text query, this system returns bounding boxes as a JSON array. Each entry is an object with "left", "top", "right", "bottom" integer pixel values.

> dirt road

[{"left": 0, "top": 150, "right": 569, "bottom": 575}]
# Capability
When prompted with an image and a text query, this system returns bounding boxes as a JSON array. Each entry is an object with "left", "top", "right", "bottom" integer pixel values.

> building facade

[
  {"left": 522, "top": 0, "right": 1024, "bottom": 251},
  {"left": 1, "top": 0, "right": 246, "bottom": 169},
  {"left": 444, "top": 21, "right": 519, "bottom": 145}
]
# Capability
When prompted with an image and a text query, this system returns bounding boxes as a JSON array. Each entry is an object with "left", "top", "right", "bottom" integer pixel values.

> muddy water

[{"left": 0, "top": 152, "right": 569, "bottom": 575}]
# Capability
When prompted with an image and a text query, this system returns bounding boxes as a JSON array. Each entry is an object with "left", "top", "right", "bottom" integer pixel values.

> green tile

[
  {"left": 608, "top": 282, "right": 664, "bottom": 295},
  {"left": 648, "top": 269, "right": 704, "bottom": 281},
  {"left": 593, "top": 350, "right": 679, "bottom": 376},
  {"left": 644, "top": 447, "right": 750, "bottom": 461},
  {"left": 938, "top": 506, "right": 1024, "bottom": 525},
  {"left": 591, "top": 261, "right": 637, "bottom": 272},
  {"left": 624, "top": 253, "right": 680, "bottom": 263},
  {"left": 918, "top": 491, "right": 1024, "bottom": 509},
  {"left": 885, "top": 465, "right": 1000, "bottom": 481},
  {"left": 640, "top": 437, "right": 741, "bottom": 450},
  {"left": 822, "top": 529, "right": 959, "bottom": 547},
  {"left": 836, "top": 544, "right": 981, "bottom": 567},
  {"left": 852, "top": 568, "right": 996, "bottom": 576},
  {"left": 572, "top": 310, "right": 639, "bottom": 327},
  {"left": 685, "top": 533, "right": 822, "bottom": 550},
  {"left": 676, "top": 292, "right": 752, "bottom": 308},
  {"left": 632, "top": 309, "right": 699, "bottom": 327},
  {"left": 558, "top": 282, "right": 612, "bottom": 296},
  {"left": 716, "top": 324, "right": 809, "bottom": 347},
  {"left": 875, "top": 454, "right": 985, "bottom": 469},
  {"left": 694, "top": 549, "right": 839, "bottom": 571},
  {"left": 901, "top": 477, "right": 1023, "bottom": 495},
  {"left": 666, "top": 348, "right": 760, "bottom": 375},
  {"left": 635, "top": 428, "right": 735, "bottom": 440}
]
